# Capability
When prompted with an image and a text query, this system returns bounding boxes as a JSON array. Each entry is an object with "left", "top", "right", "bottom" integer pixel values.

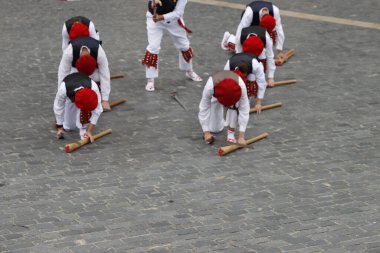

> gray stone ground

[{"left": 0, "top": 0, "right": 379, "bottom": 252}]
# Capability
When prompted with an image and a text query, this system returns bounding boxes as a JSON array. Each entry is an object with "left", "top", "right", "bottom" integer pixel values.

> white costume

[
  {"left": 143, "top": 0, "right": 197, "bottom": 79},
  {"left": 222, "top": 31, "right": 275, "bottom": 79},
  {"left": 236, "top": 2, "right": 284, "bottom": 52},
  {"left": 198, "top": 73, "right": 250, "bottom": 133},
  {"left": 54, "top": 79, "right": 103, "bottom": 138},
  {"left": 58, "top": 43, "right": 111, "bottom": 101},
  {"left": 61, "top": 18, "right": 99, "bottom": 52},
  {"left": 223, "top": 55, "right": 267, "bottom": 99}
]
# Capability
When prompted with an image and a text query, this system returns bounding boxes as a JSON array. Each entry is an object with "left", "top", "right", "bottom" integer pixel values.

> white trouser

[
  {"left": 63, "top": 98, "right": 88, "bottom": 138},
  {"left": 145, "top": 17, "right": 193, "bottom": 79},
  {"left": 225, "top": 109, "right": 238, "bottom": 129},
  {"left": 207, "top": 97, "right": 225, "bottom": 133}
]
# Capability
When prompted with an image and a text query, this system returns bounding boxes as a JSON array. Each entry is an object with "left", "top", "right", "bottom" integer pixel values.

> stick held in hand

[
  {"left": 275, "top": 49, "right": 295, "bottom": 66},
  {"left": 218, "top": 133, "right": 269, "bottom": 156},
  {"left": 273, "top": 79, "right": 297, "bottom": 87},
  {"left": 250, "top": 102, "right": 282, "bottom": 114},
  {"left": 64, "top": 128, "right": 112, "bottom": 153},
  {"left": 109, "top": 98, "right": 127, "bottom": 108}
]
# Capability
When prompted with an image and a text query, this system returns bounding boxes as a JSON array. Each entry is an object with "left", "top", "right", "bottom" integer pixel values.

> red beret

[
  {"left": 69, "top": 22, "right": 90, "bottom": 41},
  {"left": 242, "top": 36, "right": 264, "bottom": 57},
  {"left": 74, "top": 88, "right": 98, "bottom": 111},
  {"left": 76, "top": 55, "right": 97, "bottom": 76},
  {"left": 214, "top": 78, "right": 242, "bottom": 107},
  {"left": 260, "top": 15, "right": 276, "bottom": 33}
]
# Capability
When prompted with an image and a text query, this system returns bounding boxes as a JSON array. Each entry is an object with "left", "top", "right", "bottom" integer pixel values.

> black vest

[
  {"left": 64, "top": 73, "right": 92, "bottom": 102},
  {"left": 148, "top": 0, "right": 177, "bottom": 15},
  {"left": 229, "top": 53, "right": 259, "bottom": 74},
  {"left": 245, "top": 1, "right": 274, "bottom": 26},
  {"left": 71, "top": 37, "right": 100, "bottom": 67},
  {"left": 65, "top": 16, "right": 91, "bottom": 33},
  {"left": 241, "top": 26, "right": 266, "bottom": 47}
]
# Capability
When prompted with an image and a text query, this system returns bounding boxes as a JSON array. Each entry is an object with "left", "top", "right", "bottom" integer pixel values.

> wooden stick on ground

[
  {"left": 111, "top": 74, "right": 125, "bottom": 80},
  {"left": 273, "top": 79, "right": 297, "bottom": 87},
  {"left": 64, "top": 129, "right": 112, "bottom": 153},
  {"left": 275, "top": 49, "right": 295, "bottom": 66},
  {"left": 286, "top": 49, "right": 295, "bottom": 58},
  {"left": 218, "top": 133, "right": 269, "bottom": 156},
  {"left": 109, "top": 98, "right": 127, "bottom": 108},
  {"left": 250, "top": 102, "right": 282, "bottom": 114}
]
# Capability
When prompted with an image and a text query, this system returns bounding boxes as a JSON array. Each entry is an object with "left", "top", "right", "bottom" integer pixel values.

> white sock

[{"left": 227, "top": 129, "right": 235, "bottom": 140}]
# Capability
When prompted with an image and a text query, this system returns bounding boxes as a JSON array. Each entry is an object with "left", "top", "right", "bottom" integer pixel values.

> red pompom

[
  {"left": 76, "top": 55, "right": 97, "bottom": 76},
  {"left": 260, "top": 15, "right": 276, "bottom": 33},
  {"left": 214, "top": 78, "right": 242, "bottom": 107},
  {"left": 74, "top": 88, "right": 98, "bottom": 111},
  {"left": 242, "top": 36, "right": 264, "bottom": 57},
  {"left": 69, "top": 22, "right": 90, "bottom": 41}
]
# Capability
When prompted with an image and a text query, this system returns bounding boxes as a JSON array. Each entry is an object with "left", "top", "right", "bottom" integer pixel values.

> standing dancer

[{"left": 142, "top": 0, "right": 202, "bottom": 91}]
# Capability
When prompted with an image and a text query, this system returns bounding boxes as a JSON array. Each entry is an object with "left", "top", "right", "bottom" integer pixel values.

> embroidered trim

[
  {"left": 141, "top": 51, "right": 158, "bottom": 68},
  {"left": 181, "top": 48, "right": 193, "bottom": 63},
  {"left": 227, "top": 42, "right": 236, "bottom": 51},
  {"left": 268, "top": 30, "right": 277, "bottom": 47},
  {"left": 246, "top": 80, "right": 258, "bottom": 98},
  {"left": 80, "top": 110, "right": 92, "bottom": 125}
]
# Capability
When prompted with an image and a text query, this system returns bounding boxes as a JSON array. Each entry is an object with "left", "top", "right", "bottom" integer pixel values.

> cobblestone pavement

[{"left": 0, "top": 0, "right": 379, "bottom": 252}]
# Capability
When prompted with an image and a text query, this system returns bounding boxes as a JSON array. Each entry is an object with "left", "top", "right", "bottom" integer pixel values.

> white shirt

[
  {"left": 146, "top": 0, "right": 187, "bottom": 21},
  {"left": 199, "top": 75, "right": 250, "bottom": 132},
  {"left": 223, "top": 58, "right": 267, "bottom": 99},
  {"left": 58, "top": 44, "right": 111, "bottom": 101},
  {"left": 61, "top": 21, "right": 99, "bottom": 52},
  {"left": 235, "top": 4, "right": 285, "bottom": 51},
  {"left": 54, "top": 80, "right": 103, "bottom": 126}
]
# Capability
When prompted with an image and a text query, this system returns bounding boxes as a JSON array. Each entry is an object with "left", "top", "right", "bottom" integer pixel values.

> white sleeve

[
  {"left": 237, "top": 78, "right": 250, "bottom": 132},
  {"left": 223, "top": 60, "right": 230, "bottom": 71},
  {"left": 96, "top": 45, "right": 111, "bottom": 101},
  {"left": 89, "top": 22, "right": 100, "bottom": 41},
  {"left": 273, "top": 6, "right": 285, "bottom": 51},
  {"left": 265, "top": 31, "right": 276, "bottom": 78},
  {"left": 252, "top": 59, "right": 267, "bottom": 99},
  {"left": 54, "top": 83, "right": 68, "bottom": 125},
  {"left": 62, "top": 24, "right": 70, "bottom": 52},
  {"left": 163, "top": 0, "right": 187, "bottom": 21},
  {"left": 235, "top": 7, "right": 253, "bottom": 53},
  {"left": 198, "top": 77, "right": 214, "bottom": 132},
  {"left": 89, "top": 81, "right": 103, "bottom": 125},
  {"left": 58, "top": 46, "right": 74, "bottom": 88}
]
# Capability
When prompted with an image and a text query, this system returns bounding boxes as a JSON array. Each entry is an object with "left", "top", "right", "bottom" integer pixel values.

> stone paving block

[{"left": 0, "top": 0, "right": 379, "bottom": 252}]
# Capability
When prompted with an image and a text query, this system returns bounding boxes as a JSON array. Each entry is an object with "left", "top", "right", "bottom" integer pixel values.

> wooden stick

[
  {"left": 273, "top": 79, "right": 297, "bottom": 87},
  {"left": 285, "top": 49, "right": 295, "bottom": 58},
  {"left": 250, "top": 102, "right": 282, "bottom": 114},
  {"left": 218, "top": 133, "right": 269, "bottom": 156},
  {"left": 109, "top": 98, "right": 127, "bottom": 108},
  {"left": 111, "top": 74, "right": 125, "bottom": 79},
  {"left": 275, "top": 49, "right": 295, "bottom": 66},
  {"left": 64, "top": 129, "right": 112, "bottom": 153}
]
